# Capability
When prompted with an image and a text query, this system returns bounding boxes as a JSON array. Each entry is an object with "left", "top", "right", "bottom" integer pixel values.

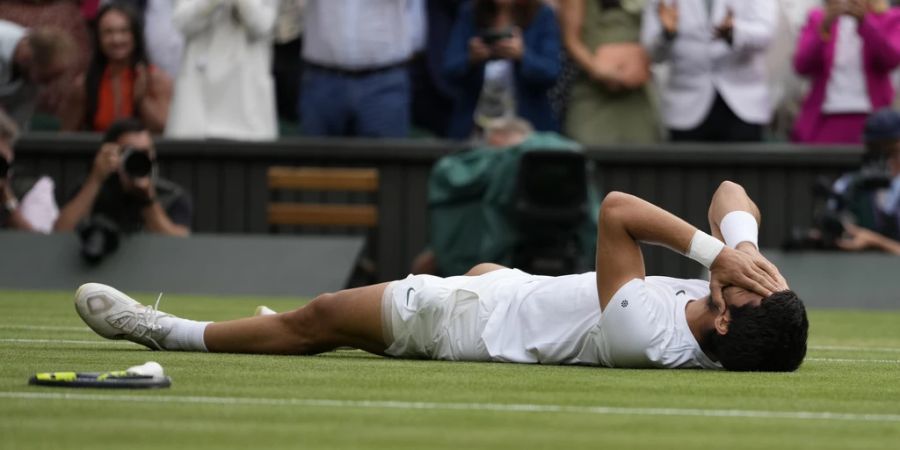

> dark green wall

[{"left": 14, "top": 134, "right": 861, "bottom": 281}]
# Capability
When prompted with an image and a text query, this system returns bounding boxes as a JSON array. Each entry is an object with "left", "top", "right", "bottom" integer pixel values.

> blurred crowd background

[
  {"left": 3, "top": 0, "right": 900, "bottom": 145},
  {"left": 3, "top": 0, "right": 900, "bottom": 270}
]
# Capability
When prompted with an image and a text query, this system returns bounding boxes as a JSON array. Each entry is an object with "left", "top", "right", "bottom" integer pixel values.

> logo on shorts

[
  {"left": 676, "top": 290, "right": 686, "bottom": 296},
  {"left": 406, "top": 287, "right": 415, "bottom": 305},
  {"left": 621, "top": 299, "right": 628, "bottom": 308}
]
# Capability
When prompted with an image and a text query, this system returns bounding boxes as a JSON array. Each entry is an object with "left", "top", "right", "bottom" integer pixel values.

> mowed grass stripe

[
  {"left": 3, "top": 391, "right": 900, "bottom": 423},
  {"left": 5, "top": 325, "right": 900, "bottom": 352},
  {"left": 0, "top": 338, "right": 127, "bottom": 346},
  {"left": 4, "top": 292, "right": 900, "bottom": 449},
  {"left": 3, "top": 339, "right": 900, "bottom": 364},
  {"left": 0, "top": 324, "right": 90, "bottom": 331}
]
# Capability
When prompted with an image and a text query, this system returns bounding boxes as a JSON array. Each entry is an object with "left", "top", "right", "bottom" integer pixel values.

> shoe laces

[{"left": 136, "top": 292, "right": 165, "bottom": 350}]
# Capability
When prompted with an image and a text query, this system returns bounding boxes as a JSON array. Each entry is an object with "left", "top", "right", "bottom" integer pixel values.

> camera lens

[{"left": 122, "top": 149, "right": 153, "bottom": 178}]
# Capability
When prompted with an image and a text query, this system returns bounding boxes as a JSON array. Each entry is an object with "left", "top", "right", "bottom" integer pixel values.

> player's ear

[{"left": 714, "top": 312, "right": 730, "bottom": 336}]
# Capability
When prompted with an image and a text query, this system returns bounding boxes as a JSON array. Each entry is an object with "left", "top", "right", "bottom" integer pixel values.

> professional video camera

[{"left": 784, "top": 157, "right": 893, "bottom": 250}]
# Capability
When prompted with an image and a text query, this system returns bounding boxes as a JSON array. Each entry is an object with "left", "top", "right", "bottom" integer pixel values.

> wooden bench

[{"left": 267, "top": 167, "right": 379, "bottom": 229}]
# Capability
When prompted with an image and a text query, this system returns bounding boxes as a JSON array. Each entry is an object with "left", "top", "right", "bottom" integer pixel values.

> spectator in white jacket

[
  {"left": 642, "top": 0, "right": 777, "bottom": 142},
  {"left": 165, "top": 0, "right": 278, "bottom": 140}
]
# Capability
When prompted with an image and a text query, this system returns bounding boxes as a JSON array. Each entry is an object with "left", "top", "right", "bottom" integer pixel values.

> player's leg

[
  {"left": 204, "top": 283, "right": 390, "bottom": 356},
  {"left": 75, "top": 282, "right": 390, "bottom": 356}
]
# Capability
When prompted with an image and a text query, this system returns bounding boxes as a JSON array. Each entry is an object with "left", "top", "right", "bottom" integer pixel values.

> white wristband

[
  {"left": 720, "top": 211, "right": 759, "bottom": 249},
  {"left": 687, "top": 230, "right": 725, "bottom": 268}
]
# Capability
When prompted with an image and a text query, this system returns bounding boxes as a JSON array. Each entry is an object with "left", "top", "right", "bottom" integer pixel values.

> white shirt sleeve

[{"left": 598, "top": 278, "right": 668, "bottom": 368}]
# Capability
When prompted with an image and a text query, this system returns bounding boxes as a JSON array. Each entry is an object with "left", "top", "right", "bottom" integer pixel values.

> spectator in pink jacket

[{"left": 793, "top": 0, "right": 900, "bottom": 144}]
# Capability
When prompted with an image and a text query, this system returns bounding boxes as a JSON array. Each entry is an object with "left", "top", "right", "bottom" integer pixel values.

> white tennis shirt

[{"left": 480, "top": 273, "right": 723, "bottom": 370}]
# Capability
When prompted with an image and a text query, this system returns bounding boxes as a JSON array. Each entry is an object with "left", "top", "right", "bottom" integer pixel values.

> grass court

[{"left": 2, "top": 290, "right": 899, "bottom": 449}]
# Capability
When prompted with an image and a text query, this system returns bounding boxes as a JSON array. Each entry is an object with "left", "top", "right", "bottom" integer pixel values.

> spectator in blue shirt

[
  {"left": 300, "top": 0, "right": 424, "bottom": 138},
  {"left": 443, "top": 0, "right": 561, "bottom": 139}
]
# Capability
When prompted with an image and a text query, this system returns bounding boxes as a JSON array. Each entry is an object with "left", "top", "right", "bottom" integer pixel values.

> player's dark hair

[
  {"left": 102, "top": 118, "right": 147, "bottom": 144},
  {"left": 709, "top": 290, "right": 808, "bottom": 372}
]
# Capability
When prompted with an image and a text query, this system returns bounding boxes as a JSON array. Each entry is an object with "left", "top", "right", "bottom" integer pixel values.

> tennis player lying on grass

[{"left": 75, "top": 181, "right": 808, "bottom": 371}]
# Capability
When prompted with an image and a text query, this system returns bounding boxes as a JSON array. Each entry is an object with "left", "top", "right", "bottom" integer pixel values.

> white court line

[
  {"left": 807, "top": 357, "right": 900, "bottom": 364},
  {"left": 809, "top": 345, "right": 900, "bottom": 353},
  {"left": 0, "top": 338, "right": 126, "bottom": 346},
  {"left": 1, "top": 391, "right": 898, "bottom": 423},
  {"left": 0, "top": 324, "right": 89, "bottom": 332}
]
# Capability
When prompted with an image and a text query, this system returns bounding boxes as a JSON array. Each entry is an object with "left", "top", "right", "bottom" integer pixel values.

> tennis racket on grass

[{"left": 28, "top": 362, "right": 171, "bottom": 389}]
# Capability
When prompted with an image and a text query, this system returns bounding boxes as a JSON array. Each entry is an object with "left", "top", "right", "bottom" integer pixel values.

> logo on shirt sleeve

[{"left": 620, "top": 299, "right": 628, "bottom": 308}]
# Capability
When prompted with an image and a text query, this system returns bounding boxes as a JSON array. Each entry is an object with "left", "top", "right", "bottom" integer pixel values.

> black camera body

[
  {"left": 121, "top": 147, "right": 154, "bottom": 179},
  {"left": 480, "top": 27, "right": 514, "bottom": 45},
  {"left": 78, "top": 216, "right": 121, "bottom": 265}
]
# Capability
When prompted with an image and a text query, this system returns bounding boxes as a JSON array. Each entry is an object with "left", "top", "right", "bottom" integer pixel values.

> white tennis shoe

[{"left": 74, "top": 283, "right": 173, "bottom": 350}]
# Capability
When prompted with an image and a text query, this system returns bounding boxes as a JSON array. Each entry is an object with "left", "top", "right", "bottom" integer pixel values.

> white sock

[{"left": 159, "top": 317, "right": 210, "bottom": 352}]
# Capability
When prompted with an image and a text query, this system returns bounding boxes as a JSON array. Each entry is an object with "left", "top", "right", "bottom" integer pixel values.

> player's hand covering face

[{"left": 708, "top": 246, "right": 787, "bottom": 309}]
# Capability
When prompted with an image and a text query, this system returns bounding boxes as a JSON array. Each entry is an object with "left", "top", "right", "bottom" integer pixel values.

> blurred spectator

[
  {"left": 55, "top": 119, "right": 191, "bottom": 237},
  {"left": 272, "top": 0, "right": 305, "bottom": 129},
  {"left": 143, "top": 0, "right": 185, "bottom": 79},
  {"left": 0, "top": 19, "right": 73, "bottom": 129},
  {"left": 443, "top": 0, "right": 560, "bottom": 139},
  {"left": 60, "top": 3, "right": 172, "bottom": 133},
  {"left": 1, "top": 1, "right": 91, "bottom": 129},
  {"left": 642, "top": 0, "right": 777, "bottom": 142},
  {"left": 165, "top": 0, "right": 277, "bottom": 140},
  {"left": 792, "top": 0, "right": 900, "bottom": 144},
  {"left": 765, "top": 0, "right": 820, "bottom": 141},
  {"left": 300, "top": 0, "right": 422, "bottom": 138},
  {"left": 828, "top": 108, "right": 900, "bottom": 253},
  {"left": 483, "top": 115, "right": 534, "bottom": 147},
  {"left": 410, "top": 0, "right": 465, "bottom": 137},
  {"left": 836, "top": 221, "right": 900, "bottom": 253},
  {"left": 559, "top": 0, "right": 658, "bottom": 145},
  {"left": 0, "top": 109, "right": 58, "bottom": 233},
  {"left": 96, "top": 0, "right": 185, "bottom": 78},
  {"left": 82, "top": 0, "right": 102, "bottom": 20}
]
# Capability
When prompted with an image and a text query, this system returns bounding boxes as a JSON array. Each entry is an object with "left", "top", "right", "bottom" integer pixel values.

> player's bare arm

[
  {"left": 596, "top": 188, "right": 783, "bottom": 311},
  {"left": 706, "top": 181, "right": 788, "bottom": 298}
]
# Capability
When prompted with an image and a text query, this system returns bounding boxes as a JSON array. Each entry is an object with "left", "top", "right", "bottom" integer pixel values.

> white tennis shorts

[{"left": 380, "top": 269, "right": 532, "bottom": 361}]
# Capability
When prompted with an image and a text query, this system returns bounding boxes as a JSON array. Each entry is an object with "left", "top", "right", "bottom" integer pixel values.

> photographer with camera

[
  {"left": 443, "top": 0, "right": 561, "bottom": 139},
  {"left": 54, "top": 119, "right": 191, "bottom": 238},
  {"left": 0, "top": 109, "right": 58, "bottom": 233},
  {"left": 829, "top": 108, "right": 900, "bottom": 254}
]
